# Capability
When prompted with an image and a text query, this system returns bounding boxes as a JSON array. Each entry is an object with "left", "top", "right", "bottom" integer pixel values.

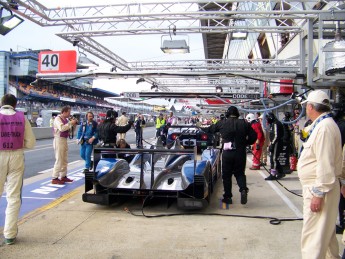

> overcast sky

[{"left": 1, "top": 0, "right": 205, "bottom": 103}]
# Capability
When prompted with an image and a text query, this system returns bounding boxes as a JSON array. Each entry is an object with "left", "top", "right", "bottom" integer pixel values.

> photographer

[
  {"left": 77, "top": 111, "right": 98, "bottom": 173},
  {"left": 51, "top": 106, "right": 78, "bottom": 184}
]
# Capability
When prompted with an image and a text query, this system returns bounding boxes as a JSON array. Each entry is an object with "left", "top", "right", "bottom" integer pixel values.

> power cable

[
  {"left": 123, "top": 196, "right": 303, "bottom": 226},
  {"left": 129, "top": 133, "right": 303, "bottom": 224},
  {"left": 246, "top": 146, "right": 302, "bottom": 198}
]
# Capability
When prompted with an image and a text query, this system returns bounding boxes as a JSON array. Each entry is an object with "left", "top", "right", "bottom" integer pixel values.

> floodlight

[
  {"left": 77, "top": 52, "right": 99, "bottom": 69},
  {"left": 161, "top": 39, "right": 190, "bottom": 54},
  {"left": 0, "top": 12, "right": 24, "bottom": 36},
  {"left": 232, "top": 31, "right": 248, "bottom": 40}
]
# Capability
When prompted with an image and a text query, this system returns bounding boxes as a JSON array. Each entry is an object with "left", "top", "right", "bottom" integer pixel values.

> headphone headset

[{"left": 85, "top": 111, "right": 94, "bottom": 120}]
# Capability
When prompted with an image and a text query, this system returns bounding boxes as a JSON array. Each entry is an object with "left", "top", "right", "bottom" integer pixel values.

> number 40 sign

[{"left": 38, "top": 50, "right": 77, "bottom": 73}]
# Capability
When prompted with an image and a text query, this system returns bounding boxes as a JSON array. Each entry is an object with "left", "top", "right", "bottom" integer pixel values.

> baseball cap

[{"left": 301, "top": 90, "right": 331, "bottom": 107}]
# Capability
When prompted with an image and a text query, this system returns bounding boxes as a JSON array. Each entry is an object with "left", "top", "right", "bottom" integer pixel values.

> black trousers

[
  {"left": 270, "top": 142, "right": 284, "bottom": 174},
  {"left": 155, "top": 128, "right": 161, "bottom": 138},
  {"left": 339, "top": 189, "right": 345, "bottom": 228},
  {"left": 221, "top": 149, "right": 248, "bottom": 198},
  {"left": 135, "top": 129, "right": 143, "bottom": 147}
]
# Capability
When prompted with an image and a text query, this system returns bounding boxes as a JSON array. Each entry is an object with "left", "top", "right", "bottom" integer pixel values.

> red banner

[{"left": 205, "top": 99, "right": 231, "bottom": 105}]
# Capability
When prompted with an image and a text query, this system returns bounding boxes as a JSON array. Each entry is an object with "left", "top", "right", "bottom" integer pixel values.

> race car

[
  {"left": 166, "top": 125, "right": 220, "bottom": 152},
  {"left": 82, "top": 140, "right": 221, "bottom": 209}
]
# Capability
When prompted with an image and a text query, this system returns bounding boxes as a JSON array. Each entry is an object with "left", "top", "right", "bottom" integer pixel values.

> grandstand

[{"left": 1, "top": 49, "right": 156, "bottom": 124}]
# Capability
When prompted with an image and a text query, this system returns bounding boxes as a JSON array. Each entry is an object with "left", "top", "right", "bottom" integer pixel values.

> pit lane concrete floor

[{"left": 1, "top": 157, "right": 344, "bottom": 259}]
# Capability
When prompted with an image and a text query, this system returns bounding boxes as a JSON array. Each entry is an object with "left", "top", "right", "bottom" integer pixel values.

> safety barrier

[{"left": 32, "top": 122, "right": 155, "bottom": 140}]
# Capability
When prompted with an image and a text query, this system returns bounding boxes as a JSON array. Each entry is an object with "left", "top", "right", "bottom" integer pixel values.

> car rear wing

[{"left": 88, "top": 146, "right": 198, "bottom": 192}]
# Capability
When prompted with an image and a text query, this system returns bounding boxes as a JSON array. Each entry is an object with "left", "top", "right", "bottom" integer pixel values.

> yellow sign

[{"left": 153, "top": 106, "right": 166, "bottom": 112}]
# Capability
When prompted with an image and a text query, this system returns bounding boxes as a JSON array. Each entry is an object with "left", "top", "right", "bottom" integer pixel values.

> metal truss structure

[{"left": 6, "top": 0, "right": 345, "bottom": 94}]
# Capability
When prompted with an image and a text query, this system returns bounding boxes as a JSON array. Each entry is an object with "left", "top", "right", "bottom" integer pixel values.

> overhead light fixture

[
  {"left": 161, "top": 25, "right": 190, "bottom": 54},
  {"left": 77, "top": 51, "right": 99, "bottom": 69},
  {"left": 215, "top": 86, "right": 223, "bottom": 93},
  {"left": 161, "top": 39, "right": 190, "bottom": 54},
  {"left": 0, "top": 6, "right": 24, "bottom": 36},
  {"left": 232, "top": 31, "right": 248, "bottom": 40},
  {"left": 151, "top": 83, "right": 159, "bottom": 92},
  {"left": 72, "top": 39, "right": 80, "bottom": 47},
  {"left": 136, "top": 78, "right": 145, "bottom": 84}
]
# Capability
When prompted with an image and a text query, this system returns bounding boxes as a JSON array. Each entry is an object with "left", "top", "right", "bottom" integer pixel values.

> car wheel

[
  {"left": 216, "top": 156, "right": 222, "bottom": 180},
  {"left": 206, "top": 167, "right": 212, "bottom": 204}
]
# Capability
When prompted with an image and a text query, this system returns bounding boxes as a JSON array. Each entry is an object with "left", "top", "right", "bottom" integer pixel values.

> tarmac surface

[{"left": 1, "top": 155, "right": 344, "bottom": 259}]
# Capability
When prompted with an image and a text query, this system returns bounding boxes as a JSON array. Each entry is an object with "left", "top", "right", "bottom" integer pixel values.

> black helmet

[
  {"left": 284, "top": 112, "right": 291, "bottom": 119},
  {"left": 266, "top": 112, "right": 276, "bottom": 124},
  {"left": 226, "top": 106, "right": 240, "bottom": 118}
]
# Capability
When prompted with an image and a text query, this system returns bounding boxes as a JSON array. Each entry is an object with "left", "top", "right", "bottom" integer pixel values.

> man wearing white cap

[{"left": 298, "top": 90, "right": 343, "bottom": 258}]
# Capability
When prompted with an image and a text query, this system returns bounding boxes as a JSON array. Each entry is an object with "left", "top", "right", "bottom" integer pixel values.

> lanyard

[{"left": 299, "top": 113, "right": 332, "bottom": 157}]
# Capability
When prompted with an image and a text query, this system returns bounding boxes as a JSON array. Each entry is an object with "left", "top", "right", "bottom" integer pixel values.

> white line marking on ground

[
  {"left": 40, "top": 167, "right": 84, "bottom": 185},
  {"left": 21, "top": 197, "right": 55, "bottom": 200},
  {"left": 37, "top": 161, "right": 82, "bottom": 174},
  {"left": 25, "top": 140, "right": 76, "bottom": 153},
  {"left": 25, "top": 146, "right": 52, "bottom": 153},
  {"left": 247, "top": 157, "right": 303, "bottom": 218}
]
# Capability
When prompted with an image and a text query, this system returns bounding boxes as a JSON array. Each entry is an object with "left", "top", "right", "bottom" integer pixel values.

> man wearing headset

[
  {"left": 77, "top": 111, "right": 98, "bottom": 172},
  {"left": 204, "top": 106, "right": 257, "bottom": 205}
]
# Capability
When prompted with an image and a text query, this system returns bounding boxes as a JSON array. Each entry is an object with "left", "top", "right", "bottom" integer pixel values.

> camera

[{"left": 69, "top": 115, "right": 78, "bottom": 121}]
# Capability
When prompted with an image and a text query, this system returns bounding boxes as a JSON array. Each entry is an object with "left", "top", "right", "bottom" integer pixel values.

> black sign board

[
  {"left": 227, "top": 93, "right": 260, "bottom": 99},
  {"left": 277, "top": 143, "right": 292, "bottom": 174}
]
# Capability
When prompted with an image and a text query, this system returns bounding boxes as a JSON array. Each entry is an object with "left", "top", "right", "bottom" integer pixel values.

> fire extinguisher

[{"left": 290, "top": 155, "right": 298, "bottom": 171}]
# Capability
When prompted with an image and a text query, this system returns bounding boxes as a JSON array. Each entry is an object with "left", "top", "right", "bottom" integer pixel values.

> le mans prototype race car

[
  {"left": 83, "top": 139, "right": 221, "bottom": 209},
  {"left": 166, "top": 125, "right": 220, "bottom": 152}
]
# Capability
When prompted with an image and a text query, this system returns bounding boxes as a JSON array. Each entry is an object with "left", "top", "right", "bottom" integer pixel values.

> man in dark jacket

[
  {"left": 98, "top": 110, "right": 133, "bottom": 148},
  {"left": 265, "top": 112, "right": 285, "bottom": 180},
  {"left": 204, "top": 106, "right": 257, "bottom": 205},
  {"left": 134, "top": 113, "right": 145, "bottom": 148},
  {"left": 333, "top": 103, "right": 345, "bottom": 235}
]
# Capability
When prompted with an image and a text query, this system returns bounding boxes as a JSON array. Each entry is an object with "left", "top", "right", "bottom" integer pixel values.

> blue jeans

[{"left": 80, "top": 143, "right": 93, "bottom": 169}]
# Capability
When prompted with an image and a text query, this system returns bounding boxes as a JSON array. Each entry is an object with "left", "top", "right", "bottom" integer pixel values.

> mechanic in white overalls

[
  {"left": 298, "top": 90, "right": 343, "bottom": 259},
  {"left": 0, "top": 94, "right": 36, "bottom": 245}
]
